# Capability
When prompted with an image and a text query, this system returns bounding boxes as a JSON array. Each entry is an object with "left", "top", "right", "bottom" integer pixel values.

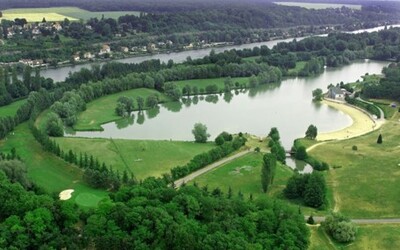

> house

[
  {"left": 99, "top": 44, "right": 111, "bottom": 55},
  {"left": 72, "top": 53, "right": 80, "bottom": 62},
  {"left": 53, "top": 22, "right": 62, "bottom": 31},
  {"left": 83, "top": 52, "right": 94, "bottom": 59},
  {"left": 121, "top": 46, "right": 129, "bottom": 53},
  {"left": 327, "top": 86, "right": 345, "bottom": 100}
]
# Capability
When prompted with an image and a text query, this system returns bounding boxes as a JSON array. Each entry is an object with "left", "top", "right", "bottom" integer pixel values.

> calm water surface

[{"left": 68, "top": 60, "right": 388, "bottom": 149}]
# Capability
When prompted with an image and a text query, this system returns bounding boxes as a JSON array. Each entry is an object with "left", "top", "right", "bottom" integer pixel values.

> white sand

[
  {"left": 317, "top": 100, "right": 384, "bottom": 141},
  {"left": 59, "top": 189, "right": 74, "bottom": 200}
]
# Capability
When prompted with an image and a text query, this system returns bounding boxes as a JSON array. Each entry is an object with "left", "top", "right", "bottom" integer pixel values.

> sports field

[
  {"left": 0, "top": 123, "right": 108, "bottom": 207},
  {"left": 1, "top": 7, "right": 141, "bottom": 22}
]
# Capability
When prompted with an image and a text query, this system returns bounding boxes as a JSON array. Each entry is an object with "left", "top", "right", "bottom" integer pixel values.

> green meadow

[
  {"left": 0, "top": 123, "right": 108, "bottom": 207},
  {"left": 308, "top": 116, "right": 400, "bottom": 218},
  {"left": 74, "top": 88, "right": 171, "bottom": 131},
  {"left": 54, "top": 137, "right": 215, "bottom": 180},
  {"left": 0, "top": 99, "right": 26, "bottom": 117}
]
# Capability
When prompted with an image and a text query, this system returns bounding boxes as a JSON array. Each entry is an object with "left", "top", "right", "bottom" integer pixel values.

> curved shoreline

[{"left": 316, "top": 99, "right": 384, "bottom": 141}]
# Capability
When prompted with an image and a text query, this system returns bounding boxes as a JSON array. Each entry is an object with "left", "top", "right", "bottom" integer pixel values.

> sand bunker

[
  {"left": 59, "top": 189, "right": 74, "bottom": 200},
  {"left": 317, "top": 100, "right": 384, "bottom": 141}
]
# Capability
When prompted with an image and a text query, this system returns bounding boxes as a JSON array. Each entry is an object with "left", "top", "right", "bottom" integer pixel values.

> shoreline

[{"left": 316, "top": 99, "right": 384, "bottom": 141}]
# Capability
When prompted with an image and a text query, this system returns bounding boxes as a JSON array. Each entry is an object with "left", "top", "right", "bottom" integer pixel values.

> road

[
  {"left": 174, "top": 149, "right": 252, "bottom": 188},
  {"left": 310, "top": 216, "right": 400, "bottom": 224}
]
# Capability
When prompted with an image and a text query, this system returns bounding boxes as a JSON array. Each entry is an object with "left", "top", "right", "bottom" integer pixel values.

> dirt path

[
  {"left": 174, "top": 149, "right": 252, "bottom": 188},
  {"left": 310, "top": 216, "right": 400, "bottom": 224}
]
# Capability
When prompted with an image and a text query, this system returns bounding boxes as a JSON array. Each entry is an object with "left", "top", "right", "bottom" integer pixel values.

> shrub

[
  {"left": 352, "top": 145, "right": 358, "bottom": 151},
  {"left": 377, "top": 134, "right": 383, "bottom": 144},
  {"left": 322, "top": 212, "right": 357, "bottom": 243}
]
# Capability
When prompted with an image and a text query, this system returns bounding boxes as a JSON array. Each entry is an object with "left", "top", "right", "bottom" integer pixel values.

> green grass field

[
  {"left": 170, "top": 77, "right": 249, "bottom": 93},
  {"left": 309, "top": 224, "right": 400, "bottom": 250},
  {"left": 0, "top": 123, "right": 108, "bottom": 207},
  {"left": 0, "top": 99, "right": 26, "bottom": 117},
  {"left": 308, "top": 117, "right": 400, "bottom": 218},
  {"left": 274, "top": 2, "right": 361, "bottom": 10},
  {"left": 74, "top": 88, "right": 171, "bottom": 131},
  {"left": 190, "top": 152, "right": 327, "bottom": 215},
  {"left": 288, "top": 61, "right": 307, "bottom": 75},
  {"left": 1, "top": 7, "right": 141, "bottom": 22},
  {"left": 54, "top": 137, "right": 215, "bottom": 180}
]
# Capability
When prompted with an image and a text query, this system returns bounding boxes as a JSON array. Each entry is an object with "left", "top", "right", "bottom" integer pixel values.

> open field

[
  {"left": 274, "top": 2, "right": 361, "bottom": 10},
  {"left": 54, "top": 137, "right": 215, "bottom": 180},
  {"left": 369, "top": 98, "right": 399, "bottom": 119},
  {"left": 170, "top": 77, "right": 249, "bottom": 93},
  {"left": 317, "top": 99, "right": 381, "bottom": 141},
  {"left": 0, "top": 99, "right": 26, "bottom": 117},
  {"left": 74, "top": 88, "right": 171, "bottom": 131},
  {"left": 1, "top": 7, "right": 140, "bottom": 22},
  {"left": 190, "top": 152, "right": 327, "bottom": 215},
  {"left": 0, "top": 123, "right": 108, "bottom": 207},
  {"left": 309, "top": 117, "right": 400, "bottom": 218},
  {"left": 288, "top": 61, "right": 307, "bottom": 75},
  {"left": 309, "top": 224, "right": 400, "bottom": 250}
]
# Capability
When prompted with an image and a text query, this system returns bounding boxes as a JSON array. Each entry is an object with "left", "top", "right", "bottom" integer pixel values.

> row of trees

[
  {"left": 363, "top": 62, "right": 400, "bottom": 100},
  {"left": 169, "top": 133, "right": 246, "bottom": 181}
]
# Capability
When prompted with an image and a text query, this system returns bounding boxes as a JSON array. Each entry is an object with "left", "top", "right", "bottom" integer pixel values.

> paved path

[
  {"left": 309, "top": 216, "right": 400, "bottom": 224},
  {"left": 356, "top": 97, "right": 385, "bottom": 121},
  {"left": 174, "top": 149, "right": 252, "bottom": 188}
]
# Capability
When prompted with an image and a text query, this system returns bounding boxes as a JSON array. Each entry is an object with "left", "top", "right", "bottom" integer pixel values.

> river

[
  {"left": 39, "top": 24, "right": 400, "bottom": 82},
  {"left": 67, "top": 60, "right": 388, "bottom": 149}
]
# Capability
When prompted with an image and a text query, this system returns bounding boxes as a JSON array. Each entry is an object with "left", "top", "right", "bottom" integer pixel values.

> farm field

[
  {"left": 74, "top": 88, "right": 172, "bottom": 131},
  {"left": 0, "top": 7, "right": 141, "bottom": 22},
  {"left": 0, "top": 123, "right": 108, "bottom": 207},
  {"left": 54, "top": 137, "right": 215, "bottom": 180},
  {"left": 308, "top": 113, "right": 400, "bottom": 218},
  {"left": 0, "top": 99, "right": 26, "bottom": 117},
  {"left": 170, "top": 77, "right": 249, "bottom": 93},
  {"left": 274, "top": 2, "right": 361, "bottom": 10}
]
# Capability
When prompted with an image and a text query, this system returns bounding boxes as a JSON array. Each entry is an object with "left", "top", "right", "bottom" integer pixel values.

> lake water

[
  {"left": 38, "top": 24, "right": 399, "bottom": 82},
  {"left": 67, "top": 60, "right": 388, "bottom": 149}
]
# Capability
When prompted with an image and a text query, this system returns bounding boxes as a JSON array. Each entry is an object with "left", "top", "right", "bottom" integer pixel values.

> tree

[
  {"left": 304, "top": 172, "right": 326, "bottom": 208},
  {"left": 137, "top": 96, "right": 144, "bottom": 111},
  {"left": 192, "top": 123, "right": 210, "bottom": 143},
  {"left": 322, "top": 212, "right": 357, "bottom": 243},
  {"left": 312, "top": 88, "right": 323, "bottom": 101},
  {"left": 377, "top": 134, "right": 382, "bottom": 144},
  {"left": 268, "top": 127, "right": 280, "bottom": 142},
  {"left": 295, "top": 146, "right": 308, "bottom": 160},
  {"left": 261, "top": 153, "right": 277, "bottom": 193},
  {"left": 305, "top": 124, "right": 318, "bottom": 140},
  {"left": 45, "top": 112, "right": 64, "bottom": 137}
]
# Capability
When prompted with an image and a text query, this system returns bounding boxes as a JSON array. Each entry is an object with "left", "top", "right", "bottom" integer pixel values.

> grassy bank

[
  {"left": 74, "top": 88, "right": 171, "bottom": 131},
  {"left": 54, "top": 137, "right": 215, "bottom": 180},
  {"left": 0, "top": 123, "right": 108, "bottom": 207},
  {"left": 309, "top": 119, "right": 400, "bottom": 218},
  {"left": 0, "top": 99, "right": 26, "bottom": 117}
]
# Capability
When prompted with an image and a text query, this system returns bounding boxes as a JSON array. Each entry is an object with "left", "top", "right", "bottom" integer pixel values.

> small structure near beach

[{"left": 327, "top": 86, "right": 345, "bottom": 100}]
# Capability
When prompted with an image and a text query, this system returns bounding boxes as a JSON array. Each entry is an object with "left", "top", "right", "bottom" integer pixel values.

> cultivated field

[
  {"left": 0, "top": 99, "right": 26, "bottom": 117},
  {"left": 274, "top": 2, "right": 361, "bottom": 10},
  {"left": 74, "top": 88, "right": 172, "bottom": 131},
  {"left": 1, "top": 7, "right": 141, "bottom": 22},
  {"left": 54, "top": 137, "right": 215, "bottom": 180},
  {"left": 0, "top": 123, "right": 108, "bottom": 207}
]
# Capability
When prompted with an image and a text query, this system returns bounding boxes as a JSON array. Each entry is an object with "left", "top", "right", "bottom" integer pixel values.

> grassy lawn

[
  {"left": 54, "top": 137, "right": 215, "bottom": 180},
  {"left": 1, "top": 7, "right": 140, "bottom": 22},
  {"left": 74, "top": 88, "right": 171, "bottom": 131},
  {"left": 0, "top": 123, "right": 108, "bottom": 207},
  {"left": 288, "top": 61, "right": 307, "bottom": 75},
  {"left": 308, "top": 119, "right": 400, "bottom": 218},
  {"left": 190, "top": 152, "right": 327, "bottom": 215},
  {"left": 0, "top": 99, "right": 26, "bottom": 117},
  {"left": 369, "top": 99, "right": 399, "bottom": 119},
  {"left": 242, "top": 56, "right": 260, "bottom": 62},
  {"left": 274, "top": 2, "right": 361, "bottom": 10},
  {"left": 170, "top": 77, "right": 249, "bottom": 93},
  {"left": 309, "top": 224, "right": 400, "bottom": 250}
]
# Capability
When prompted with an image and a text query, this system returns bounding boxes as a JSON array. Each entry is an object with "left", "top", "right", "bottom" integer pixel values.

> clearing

[
  {"left": 0, "top": 99, "right": 26, "bottom": 117},
  {"left": 274, "top": 2, "right": 361, "bottom": 10}
]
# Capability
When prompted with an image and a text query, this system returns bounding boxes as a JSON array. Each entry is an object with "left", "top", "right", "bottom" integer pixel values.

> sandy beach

[{"left": 316, "top": 99, "right": 384, "bottom": 141}]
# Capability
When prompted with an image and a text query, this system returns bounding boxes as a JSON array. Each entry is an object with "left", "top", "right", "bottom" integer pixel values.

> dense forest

[
  {"left": 0, "top": 159, "right": 309, "bottom": 249},
  {"left": 363, "top": 63, "right": 400, "bottom": 100}
]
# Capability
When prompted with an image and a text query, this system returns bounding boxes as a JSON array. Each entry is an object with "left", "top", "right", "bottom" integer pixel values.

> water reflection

[
  {"left": 146, "top": 106, "right": 160, "bottom": 119},
  {"left": 162, "top": 101, "right": 183, "bottom": 112},
  {"left": 223, "top": 92, "right": 233, "bottom": 103},
  {"left": 137, "top": 112, "right": 145, "bottom": 125},
  {"left": 205, "top": 95, "right": 219, "bottom": 104},
  {"left": 285, "top": 157, "right": 313, "bottom": 174},
  {"left": 116, "top": 115, "right": 135, "bottom": 129}
]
